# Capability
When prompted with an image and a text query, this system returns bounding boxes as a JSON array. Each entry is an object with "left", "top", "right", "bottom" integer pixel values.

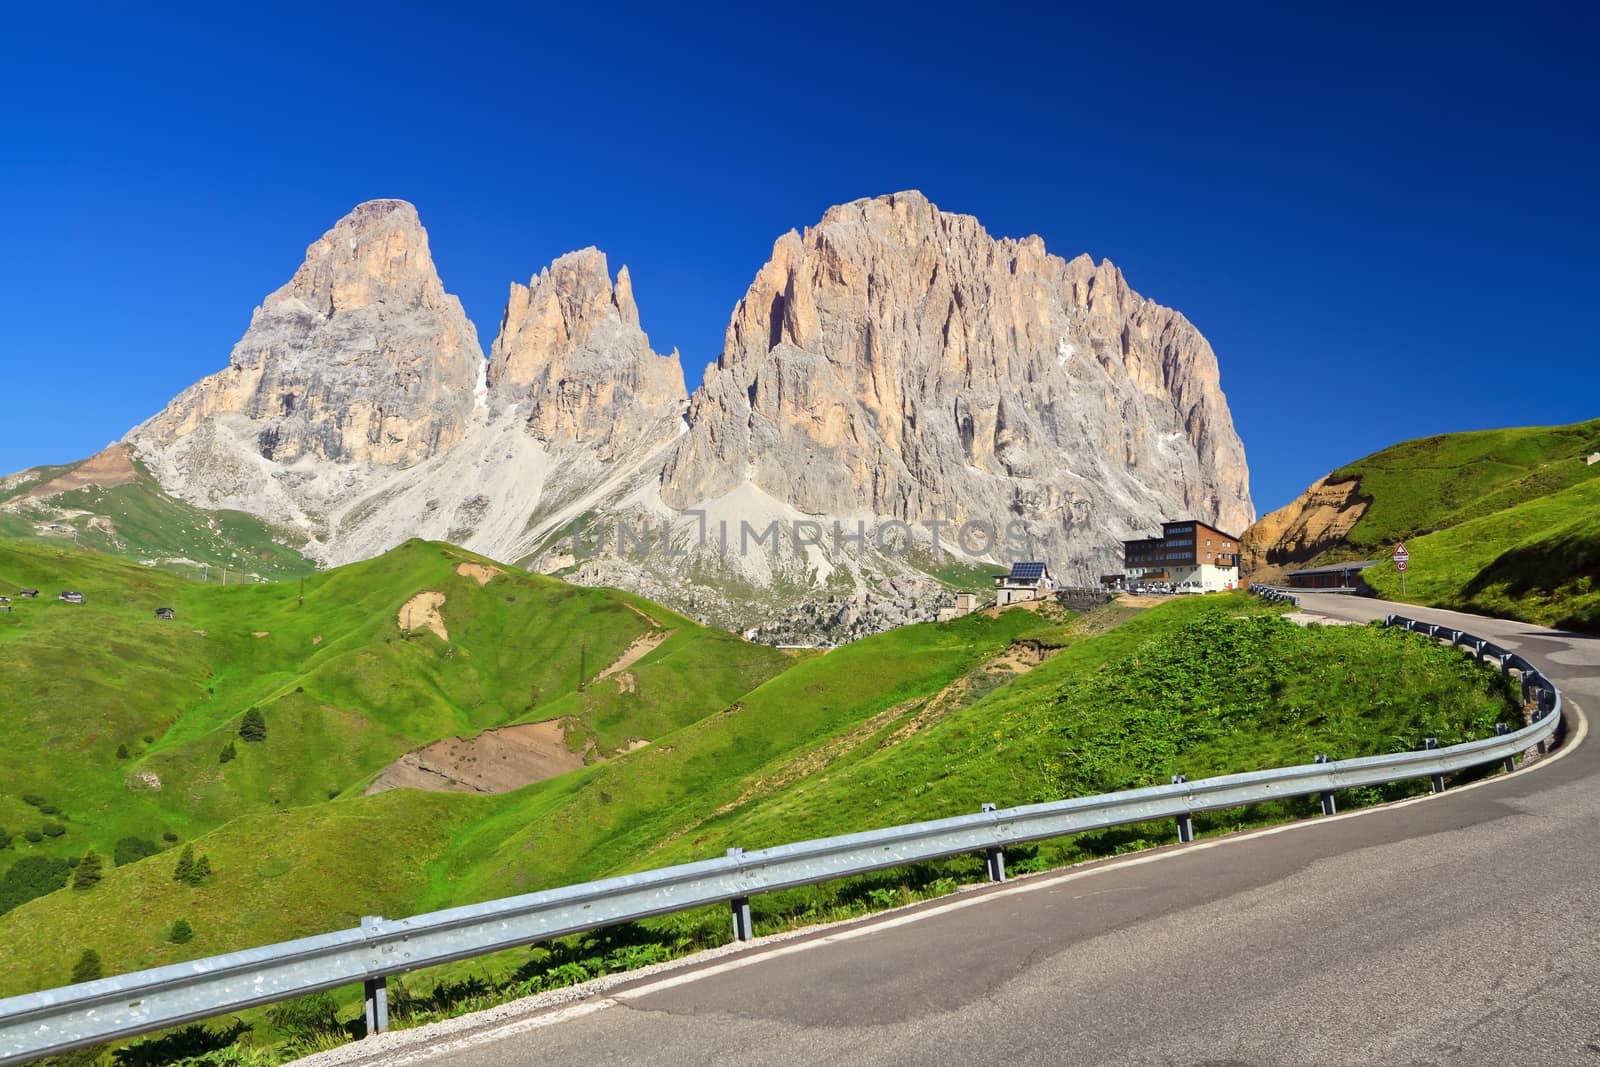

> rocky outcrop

[
  {"left": 1240, "top": 475, "right": 1370, "bottom": 577},
  {"left": 98, "top": 190, "right": 1256, "bottom": 636},
  {"left": 661, "top": 191, "right": 1252, "bottom": 579},
  {"left": 487, "top": 248, "right": 686, "bottom": 458},
  {"left": 130, "top": 199, "right": 483, "bottom": 510}
]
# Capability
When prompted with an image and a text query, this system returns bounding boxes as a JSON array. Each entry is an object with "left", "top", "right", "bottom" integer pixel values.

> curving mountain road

[{"left": 311, "top": 595, "right": 1599, "bottom": 1067}]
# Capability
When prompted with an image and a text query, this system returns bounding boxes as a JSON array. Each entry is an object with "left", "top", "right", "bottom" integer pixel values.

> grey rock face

[
  {"left": 488, "top": 247, "right": 687, "bottom": 459},
  {"left": 661, "top": 191, "right": 1253, "bottom": 580},
  {"left": 134, "top": 199, "right": 483, "bottom": 485}
]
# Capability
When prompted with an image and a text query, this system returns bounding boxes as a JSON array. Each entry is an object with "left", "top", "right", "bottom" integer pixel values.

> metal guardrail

[
  {"left": 1248, "top": 582, "right": 1301, "bottom": 607},
  {"left": 0, "top": 615, "right": 1564, "bottom": 1064}
]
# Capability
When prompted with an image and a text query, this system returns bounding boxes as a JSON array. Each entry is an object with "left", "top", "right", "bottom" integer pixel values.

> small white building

[{"left": 994, "top": 562, "right": 1055, "bottom": 607}]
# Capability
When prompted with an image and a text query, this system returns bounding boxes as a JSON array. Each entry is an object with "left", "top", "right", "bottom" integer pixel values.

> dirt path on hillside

[
  {"left": 595, "top": 628, "right": 672, "bottom": 682},
  {"left": 364, "top": 720, "right": 585, "bottom": 795},
  {"left": 399, "top": 591, "right": 448, "bottom": 640}
]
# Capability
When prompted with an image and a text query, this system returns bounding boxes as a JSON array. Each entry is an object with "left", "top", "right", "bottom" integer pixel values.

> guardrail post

[
  {"left": 1496, "top": 723, "right": 1516, "bottom": 773},
  {"left": 1313, "top": 755, "right": 1337, "bottom": 815},
  {"left": 1424, "top": 738, "right": 1444, "bottom": 793},
  {"left": 1500, "top": 653, "right": 1513, "bottom": 679},
  {"left": 726, "top": 848, "right": 754, "bottom": 942},
  {"left": 980, "top": 803, "right": 1006, "bottom": 882},
  {"left": 360, "top": 916, "right": 388, "bottom": 1036},
  {"left": 1172, "top": 776, "right": 1194, "bottom": 842}
]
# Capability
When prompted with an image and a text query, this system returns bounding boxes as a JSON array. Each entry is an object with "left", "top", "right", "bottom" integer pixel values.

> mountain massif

[{"left": 19, "top": 193, "right": 1255, "bottom": 635}]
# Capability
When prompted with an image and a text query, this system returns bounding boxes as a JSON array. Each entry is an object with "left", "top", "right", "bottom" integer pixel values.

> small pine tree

[
  {"left": 0, "top": 826, "right": 10, "bottom": 850},
  {"left": 172, "top": 845, "right": 195, "bottom": 884},
  {"left": 239, "top": 708, "right": 267, "bottom": 743},
  {"left": 115, "top": 743, "right": 130, "bottom": 760},
  {"left": 71, "top": 949, "right": 103, "bottom": 984},
  {"left": 189, "top": 855, "right": 213, "bottom": 886},
  {"left": 218, "top": 741, "right": 237, "bottom": 763},
  {"left": 168, "top": 918, "right": 194, "bottom": 944},
  {"left": 72, "top": 851, "right": 103, "bottom": 891}
]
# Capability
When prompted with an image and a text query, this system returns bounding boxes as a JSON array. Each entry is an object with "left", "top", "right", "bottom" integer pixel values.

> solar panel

[{"left": 1009, "top": 562, "right": 1045, "bottom": 580}]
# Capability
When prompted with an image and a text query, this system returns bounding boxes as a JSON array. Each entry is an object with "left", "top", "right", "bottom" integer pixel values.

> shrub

[
  {"left": 219, "top": 741, "right": 237, "bottom": 764},
  {"left": 142, "top": 735, "right": 154, "bottom": 744},
  {"left": 0, "top": 827, "right": 11, "bottom": 850},
  {"left": 23, "top": 830, "right": 42, "bottom": 843},
  {"left": 70, "top": 949, "right": 102, "bottom": 984},
  {"left": 113, "top": 836, "right": 159, "bottom": 867},
  {"left": 172, "top": 845, "right": 195, "bottom": 884},
  {"left": 21, "top": 794, "right": 45, "bottom": 808},
  {"left": 72, "top": 851, "right": 103, "bottom": 891},
  {"left": 0, "top": 856, "right": 71, "bottom": 915},
  {"left": 162, "top": 831, "right": 179, "bottom": 843},
  {"left": 239, "top": 709, "right": 266, "bottom": 743},
  {"left": 168, "top": 918, "right": 194, "bottom": 944},
  {"left": 190, "top": 856, "right": 213, "bottom": 885},
  {"left": 38, "top": 804, "right": 60, "bottom": 815},
  {"left": 267, "top": 991, "right": 340, "bottom": 1038},
  {"left": 116, "top": 743, "right": 130, "bottom": 760},
  {"left": 42, "top": 823, "right": 66, "bottom": 838}
]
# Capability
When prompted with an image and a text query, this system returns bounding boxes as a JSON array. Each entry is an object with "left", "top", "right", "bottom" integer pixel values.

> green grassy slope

[
  {"left": 0, "top": 455, "right": 316, "bottom": 580},
  {"left": 1328, "top": 419, "right": 1600, "bottom": 549},
  {"left": 0, "top": 589, "right": 1519, "bottom": 1005},
  {"left": 1363, "top": 477, "right": 1600, "bottom": 630},
  {"left": 0, "top": 539, "right": 788, "bottom": 938},
  {"left": 1272, "top": 419, "right": 1600, "bottom": 630}
]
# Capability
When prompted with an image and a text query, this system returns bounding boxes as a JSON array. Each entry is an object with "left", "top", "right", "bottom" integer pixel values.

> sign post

[{"left": 1393, "top": 542, "right": 1410, "bottom": 595}]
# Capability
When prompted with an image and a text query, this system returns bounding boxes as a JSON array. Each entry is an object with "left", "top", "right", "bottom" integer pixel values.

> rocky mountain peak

[
  {"left": 269, "top": 198, "right": 455, "bottom": 321},
  {"left": 663, "top": 190, "right": 1253, "bottom": 572},
  {"left": 128, "top": 199, "right": 484, "bottom": 508},
  {"left": 488, "top": 248, "right": 685, "bottom": 455}
]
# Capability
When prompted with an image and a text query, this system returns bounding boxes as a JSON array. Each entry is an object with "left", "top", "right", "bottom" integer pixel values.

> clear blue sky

[{"left": 3, "top": 5, "right": 1596, "bottom": 514}]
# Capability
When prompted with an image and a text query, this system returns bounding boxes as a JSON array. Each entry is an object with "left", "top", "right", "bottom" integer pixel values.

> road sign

[
  {"left": 1396, "top": 560, "right": 1408, "bottom": 572},
  {"left": 1393, "top": 542, "right": 1410, "bottom": 563}
]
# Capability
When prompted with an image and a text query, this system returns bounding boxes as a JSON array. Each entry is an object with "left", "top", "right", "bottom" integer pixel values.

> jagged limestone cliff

[{"left": 113, "top": 192, "right": 1254, "bottom": 636}]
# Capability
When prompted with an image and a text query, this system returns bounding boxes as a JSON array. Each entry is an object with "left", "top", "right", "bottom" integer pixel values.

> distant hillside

[
  {"left": 0, "top": 560, "right": 1518, "bottom": 1036},
  {"left": 1243, "top": 419, "right": 1600, "bottom": 630},
  {"left": 0, "top": 445, "right": 316, "bottom": 580}
]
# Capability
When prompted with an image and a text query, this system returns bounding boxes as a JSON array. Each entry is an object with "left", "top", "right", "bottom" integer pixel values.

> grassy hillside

[
  {"left": 0, "top": 451, "right": 316, "bottom": 580},
  {"left": 0, "top": 539, "right": 788, "bottom": 934},
  {"left": 0, "top": 582, "right": 1520, "bottom": 1020},
  {"left": 1267, "top": 419, "right": 1600, "bottom": 630},
  {"left": 1329, "top": 419, "right": 1600, "bottom": 551}
]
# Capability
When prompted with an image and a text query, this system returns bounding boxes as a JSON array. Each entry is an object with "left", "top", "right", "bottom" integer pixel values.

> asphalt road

[{"left": 316, "top": 595, "right": 1600, "bottom": 1067}]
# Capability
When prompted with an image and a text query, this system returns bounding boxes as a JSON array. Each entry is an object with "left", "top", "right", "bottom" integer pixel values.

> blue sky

[{"left": 2, "top": 5, "right": 1595, "bottom": 515}]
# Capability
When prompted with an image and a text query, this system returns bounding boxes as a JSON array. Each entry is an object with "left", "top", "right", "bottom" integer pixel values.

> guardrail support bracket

[
  {"left": 730, "top": 896, "right": 753, "bottom": 942},
  {"left": 1171, "top": 776, "right": 1194, "bottom": 842},
  {"left": 364, "top": 977, "right": 389, "bottom": 1036},
  {"left": 1424, "top": 737, "right": 1445, "bottom": 793},
  {"left": 1495, "top": 723, "right": 1516, "bottom": 773},
  {"left": 980, "top": 803, "right": 1006, "bottom": 881},
  {"left": 1313, "top": 755, "right": 1336, "bottom": 815}
]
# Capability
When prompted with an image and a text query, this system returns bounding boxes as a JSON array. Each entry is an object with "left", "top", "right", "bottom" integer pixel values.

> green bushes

[
  {"left": 219, "top": 741, "right": 237, "bottom": 764},
  {"left": 112, "top": 837, "right": 159, "bottom": 867},
  {"left": 0, "top": 827, "right": 10, "bottom": 850},
  {"left": 42, "top": 823, "right": 67, "bottom": 838},
  {"left": 0, "top": 856, "right": 71, "bottom": 915},
  {"left": 70, "top": 949, "right": 102, "bottom": 984},
  {"left": 71, "top": 852, "right": 103, "bottom": 891},
  {"left": 172, "top": 845, "right": 213, "bottom": 887},
  {"left": 238, "top": 709, "right": 266, "bottom": 743},
  {"left": 168, "top": 918, "right": 193, "bottom": 944}
]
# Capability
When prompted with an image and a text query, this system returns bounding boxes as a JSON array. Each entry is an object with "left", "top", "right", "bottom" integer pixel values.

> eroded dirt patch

[
  {"left": 399, "top": 591, "right": 448, "bottom": 640},
  {"left": 595, "top": 628, "right": 671, "bottom": 682},
  {"left": 455, "top": 562, "right": 502, "bottom": 586},
  {"left": 365, "top": 720, "right": 585, "bottom": 795},
  {"left": 26, "top": 444, "right": 140, "bottom": 498}
]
